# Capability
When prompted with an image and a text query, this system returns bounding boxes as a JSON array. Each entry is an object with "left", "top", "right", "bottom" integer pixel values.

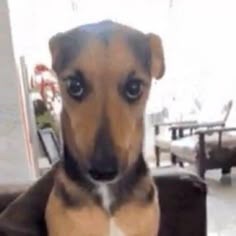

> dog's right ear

[{"left": 49, "top": 33, "right": 64, "bottom": 66}]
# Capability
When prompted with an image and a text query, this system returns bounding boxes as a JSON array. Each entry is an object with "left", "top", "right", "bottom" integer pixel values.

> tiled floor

[{"left": 207, "top": 169, "right": 236, "bottom": 236}]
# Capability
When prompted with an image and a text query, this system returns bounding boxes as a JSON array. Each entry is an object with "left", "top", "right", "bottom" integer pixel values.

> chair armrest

[
  {"left": 155, "top": 120, "right": 197, "bottom": 135},
  {"left": 0, "top": 165, "right": 58, "bottom": 235},
  {"left": 170, "top": 121, "right": 225, "bottom": 131},
  {"left": 0, "top": 192, "right": 23, "bottom": 213},
  {"left": 157, "top": 120, "right": 197, "bottom": 127},
  {"left": 195, "top": 127, "right": 236, "bottom": 135},
  {"left": 195, "top": 127, "right": 236, "bottom": 150},
  {"left": 152, "top": 167, "right": 207, "bottom": 236}
]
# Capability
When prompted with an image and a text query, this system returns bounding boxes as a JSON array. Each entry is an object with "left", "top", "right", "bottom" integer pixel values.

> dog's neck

[{"left": 55, "top": 144, "right": 154, "bottom": 214}]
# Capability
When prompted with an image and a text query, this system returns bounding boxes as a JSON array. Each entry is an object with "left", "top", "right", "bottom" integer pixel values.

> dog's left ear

[
  {"left": 48, "top": 33, "right": 64, "bottom": 66},
  {"left": 147, "top": 33, "right": 165, "bottom": 79}
]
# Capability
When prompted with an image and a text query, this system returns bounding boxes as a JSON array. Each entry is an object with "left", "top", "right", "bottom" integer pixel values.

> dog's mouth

[{"left": 87, "top": 167, "right": 119, "bottom": 184}]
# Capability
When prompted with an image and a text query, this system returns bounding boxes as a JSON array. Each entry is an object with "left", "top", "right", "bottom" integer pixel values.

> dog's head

[{"left": 49, "top": 21, "right": 165, "bottom": 183}]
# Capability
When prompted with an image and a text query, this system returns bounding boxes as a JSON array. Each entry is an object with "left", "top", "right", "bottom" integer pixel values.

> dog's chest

[
  {"left": 97, "top": 184, "right": 114, "bottom": 212},
  {"left": 47, "top": 184, "right": 159, "bottom": 236},
  {"left": 109, "top": 218, "right": 125, "bottom": 236},
  {"left": 97, "top": 185, "right": 125, "bottom": 236}
]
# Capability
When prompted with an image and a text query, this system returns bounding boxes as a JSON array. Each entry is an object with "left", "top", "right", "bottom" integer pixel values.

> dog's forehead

[{"left": 52, "top": 21, "right": 151, "bottom": 75}]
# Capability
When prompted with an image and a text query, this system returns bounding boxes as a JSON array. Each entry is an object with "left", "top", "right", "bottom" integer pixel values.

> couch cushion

[{"left": 0, "top": 184, "right": 30, "bottom": 213}]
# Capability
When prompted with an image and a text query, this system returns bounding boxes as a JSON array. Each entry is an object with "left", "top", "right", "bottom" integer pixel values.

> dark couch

[
  {"left": 0, "top": 167, "right": 207, "bottom": 236},
  {"left": 154, "top": 168, "right": 207, "bottom": 236}
]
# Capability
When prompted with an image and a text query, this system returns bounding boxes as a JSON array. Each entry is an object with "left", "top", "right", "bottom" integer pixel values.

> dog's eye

[
  {"left": 66, "top": 73, "right": 87, "bottom": 101},
  {"left": 124, "top": 79, "right": 143, "bottom": 102}
]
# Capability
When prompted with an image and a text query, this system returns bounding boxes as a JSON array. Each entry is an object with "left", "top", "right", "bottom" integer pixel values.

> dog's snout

[
  {"left": 88, "top": 156, "right": 118, "bottom": 182},
  {"left": 87, "top": 123, "right": 120, "bottom": 182}
]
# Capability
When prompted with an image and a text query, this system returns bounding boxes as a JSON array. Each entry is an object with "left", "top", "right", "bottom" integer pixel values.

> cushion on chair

[
  {"left": 170, "top": 135, "right": 198, "bottom": 161},
  {"left": 156, "top": 135, "right": 172, "bottom": 150},
  {"left": 170, "top": 132, "right": 236, "bottom": 161},
  {"left": 155, "top": 126, "right": 172, "bottom": 151}
]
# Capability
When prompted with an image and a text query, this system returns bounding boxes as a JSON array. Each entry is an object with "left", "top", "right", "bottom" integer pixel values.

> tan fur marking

[
  {"left": 46, "top": 190, "right": 110, "bottom": 236},
  {"left": 113, "top": 200, "right": 159, "bottom": 236}
]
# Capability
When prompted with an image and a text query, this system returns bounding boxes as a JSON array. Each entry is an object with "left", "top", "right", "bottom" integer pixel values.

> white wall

[
  {"left": 146, "top": 0, "right": 236, "bottom": 121},
  {"left": 0, "top": 0, "right": 32, "bottom": 183},
  {"left": 165, "top": 0, "right": 236, "bottom": 102},
  {"left": 8, "top": 0, "right": 79, "bottom": 67}
]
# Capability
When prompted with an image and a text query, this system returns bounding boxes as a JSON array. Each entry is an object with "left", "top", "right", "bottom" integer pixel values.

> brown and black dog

[{"left": 46, "top": 20, "right": 165, "bottom": 236}]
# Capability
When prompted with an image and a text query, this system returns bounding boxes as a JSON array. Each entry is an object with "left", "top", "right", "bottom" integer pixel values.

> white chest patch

[
  {"left": 109, "top": 218, "right": 125, "bottom": 236},
  {"left": 97, "top": 185, "right": 126, "bottom": 236},
  {"left": 97, "top": 184, "right": 114, "bottom": 212}
]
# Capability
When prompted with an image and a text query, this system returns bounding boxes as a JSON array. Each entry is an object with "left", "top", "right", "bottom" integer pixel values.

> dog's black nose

[{"left": 88, "top": 157, "right": 118, "bottom": 182}]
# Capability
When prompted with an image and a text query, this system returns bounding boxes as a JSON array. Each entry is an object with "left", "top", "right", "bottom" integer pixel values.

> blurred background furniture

[
  {"left": 166, "top": 100, "right": 236, "bottom": 179},
  {"left": 154, "top": 100, "right": 233, "bottom": 165},
  {"left": 37, "top": 128, "right": 60, "bottom": 165},
  {"left": 155, "top": 120, "right": 197, "bottom": 165},
  {"left": 150, "top": 97, "right": 200, "bottom": 166},
  {"left": 170, "top": 126, "right": 236, "bottom": 179}
]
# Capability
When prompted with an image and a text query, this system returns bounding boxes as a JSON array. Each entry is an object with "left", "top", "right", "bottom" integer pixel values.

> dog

[{"left": 45, "top": 20, "right": 165, "bottom": 236}]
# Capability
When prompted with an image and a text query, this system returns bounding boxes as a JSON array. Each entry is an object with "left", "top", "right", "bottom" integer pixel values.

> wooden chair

[
  {"left": 154, "top": 120, "right": 197, "bottom": 165},
  {"left": 153, "top": 98, "right": 202, "bottom": 166},
  {"left": 169, "top": 100, "right": 236, "bottom": 179}
]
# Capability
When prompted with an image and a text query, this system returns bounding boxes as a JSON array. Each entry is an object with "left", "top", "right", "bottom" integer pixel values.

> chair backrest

[
  {"left": 149, "top": 107, "right": 169, "bottom": 125},
  {"left": 197, "top": 99, "right": 233, "bottom": 124},
  {"left": 225, "top": 100, "right": 236, "bottom": 128},
  {"left": 222, "top": 100, "right": 233, "bottom": 123}
]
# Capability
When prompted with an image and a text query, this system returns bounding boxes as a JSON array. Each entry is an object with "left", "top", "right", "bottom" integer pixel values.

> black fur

[
  {"left": 54, "top": 181, "right": 80, "bottom": 207},
  {"left": 110, "top": 153, "right": 149, "bottom": 213},
  {"left": 62, "top": 144, "right": 95, "bottom": 192},
  {"left": 125, "top": 31, "right": 151, "bottom": 75}
]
